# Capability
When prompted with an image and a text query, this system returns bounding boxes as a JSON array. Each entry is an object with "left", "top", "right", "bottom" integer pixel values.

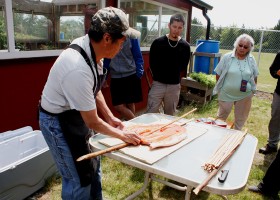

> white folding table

[{"left": 89, "top": 113, "right": 258, "bottom": 200}]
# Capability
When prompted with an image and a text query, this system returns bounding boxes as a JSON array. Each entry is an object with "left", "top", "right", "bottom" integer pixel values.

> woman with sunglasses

[{"left": 213, "top": 34, "right": 259, "bottom": 130}]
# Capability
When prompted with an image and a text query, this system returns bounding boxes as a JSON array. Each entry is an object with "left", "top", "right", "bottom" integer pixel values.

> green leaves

[{"left": 190, "top": 72, "right": 216, "bottom": 88}]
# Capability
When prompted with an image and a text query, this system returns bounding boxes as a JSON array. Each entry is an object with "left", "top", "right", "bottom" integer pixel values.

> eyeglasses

[{"left": 238, "top": 44, "right": 249, "bottom": 49}]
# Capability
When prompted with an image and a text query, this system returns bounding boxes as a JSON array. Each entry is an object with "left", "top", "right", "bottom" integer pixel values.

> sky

[{"left": 192, "top": 0, "right": 280, "bottom": 29}]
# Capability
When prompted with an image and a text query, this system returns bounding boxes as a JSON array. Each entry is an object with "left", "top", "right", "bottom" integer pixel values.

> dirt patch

[
  {"left": 25, "top": 191, "right": 51, "bottom": 200},
  {"left": 255, "top": 90, "right": 273, "bottom": 101},
  {"left": 253, "top": 148, "right": 277, "bottom": 172}
]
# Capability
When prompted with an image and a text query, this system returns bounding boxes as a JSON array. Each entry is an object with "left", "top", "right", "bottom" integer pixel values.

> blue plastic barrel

[{"left": 194, "top": 40, "right": 220, "bottom": 74}]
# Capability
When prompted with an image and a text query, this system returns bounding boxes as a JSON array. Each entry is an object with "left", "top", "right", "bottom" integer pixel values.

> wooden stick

[
  {"left": 193, "top": 168, "right": 219, "bottom": 195},
  {"left": 76, "top": 108, "right": 197, "bottom": 162},
  {"left": 204, "top": 130, "right": 247, "bottom": 171},
  {"left": 155, "top": 108, "right": 197, "bottom": 132},
  {"left": 76, "top": 143, "right": 129, "bottom": 161},
  {"left": 193, "top": 129, "right": 247, "bottom": 195}
]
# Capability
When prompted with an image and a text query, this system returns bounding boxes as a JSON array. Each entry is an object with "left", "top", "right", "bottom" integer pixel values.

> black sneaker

[
  {"left": 259, "top": 144, "right": 277, "bottom": 155},
  {"left": 248, "top": 185, "right": 280, "bottom": 200},
  {"left": 248, "top": 185, "right": 262, "bottom": 193}
]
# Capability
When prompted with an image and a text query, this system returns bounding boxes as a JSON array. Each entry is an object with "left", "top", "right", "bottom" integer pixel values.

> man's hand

[
  {"left": 121, "top": 131, "right": 141, "bottom": 145},
  {"left": 107, "top": 116, "right": 125, "bottom": 129}
]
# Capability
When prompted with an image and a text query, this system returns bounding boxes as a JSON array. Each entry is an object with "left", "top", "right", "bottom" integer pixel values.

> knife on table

[
  {"left": 218, "top": 161, "right": 232, "bottom": 183},
  {"left": 218, "top": 169, "right": 229, "bottom": 183}
]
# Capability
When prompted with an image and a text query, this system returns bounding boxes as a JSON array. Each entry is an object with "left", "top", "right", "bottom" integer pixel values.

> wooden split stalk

[
  {"left": 193, "top": 128, "right": 248, "bottom": 195},
  {"left": 204, "top": 130, "right": 247, "bottom": 172}
]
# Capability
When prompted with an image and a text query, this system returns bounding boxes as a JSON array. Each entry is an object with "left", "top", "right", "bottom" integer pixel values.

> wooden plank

[
  {"left": 193, "top": 52, "right": 222, "bottom": 58},
  {"left": 180, "top": 77, "right": 214, "bottom": 105},
  {"left": 180, "top": 78, "right": 208, "bottom": 90}
]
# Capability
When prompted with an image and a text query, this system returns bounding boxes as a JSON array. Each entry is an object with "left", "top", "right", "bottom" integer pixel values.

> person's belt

[{"left": 39, "top": 104, "right": 59, "bottom": 116}]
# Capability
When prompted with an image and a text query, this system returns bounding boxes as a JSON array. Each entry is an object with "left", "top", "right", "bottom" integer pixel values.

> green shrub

[{"left": 190, "top": 72, "right": 216, "bottom": 88}]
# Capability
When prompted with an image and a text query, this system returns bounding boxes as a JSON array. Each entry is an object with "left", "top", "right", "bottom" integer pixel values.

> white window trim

[
  {"left": 0, "top": 0, "right": 104, "bottom": 60},
  {"left": 0, "top": 50, "right": 63, "bottom": 59},
  {"left": 5, "top": 0, "right": 15, "bottom": 52},
  {"left": 1, "top": 0, "right": 63, "bottom": 59}
]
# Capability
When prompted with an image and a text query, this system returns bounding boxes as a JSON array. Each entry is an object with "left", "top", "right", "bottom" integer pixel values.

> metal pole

[
  {"left": 257, "top": 30, "right": 264, "bottom": 68},
  {"left": 202, "top": 8, "right": 211, "bottom": 40},
  {"left": 158, "top": 6, "right": 162, "bottom": 37}
]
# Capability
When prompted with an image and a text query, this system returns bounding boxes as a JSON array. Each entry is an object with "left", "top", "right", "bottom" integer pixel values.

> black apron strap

[
  {"left": 68, "top": 43, "right": 106, "bottom": 96},
  {"left": 69, "top": 44, "right": 95, "bottom": 74},
  {"left": 57, "top": 44, "right": 101, "bottom": 187}
]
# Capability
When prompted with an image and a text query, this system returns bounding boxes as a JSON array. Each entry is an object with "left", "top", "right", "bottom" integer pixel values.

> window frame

[
  {"left": 118, "top": 0, "right": 189, "bottom": 51},
  {"left": 0, "top": 0, "right": 188, "bottom": 59},
  {"left": 0, "top": 0, "right": 104, "bottom": 59}
]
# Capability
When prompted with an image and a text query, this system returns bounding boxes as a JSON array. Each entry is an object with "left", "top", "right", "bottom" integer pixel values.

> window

[
  {"left": 14, "top": 12, "right": 50, "bottom": 51},
  {"left": 0, "top": 0, "right": 98, "bottom": 55},
  {"left": 120, "top": 0, "right": 188, "bottom": 47},
  {"left": 0, "top": 0, "right": 189, "bottom": 58},
  {"left": 11, "top": 0, "right": 97, "bottom": 51},
  {"left": 59, "top": 16, "right": 85, "bottom": 49},
  {"left": 0, "top": 3, "right": 7, "bottom": 51}
]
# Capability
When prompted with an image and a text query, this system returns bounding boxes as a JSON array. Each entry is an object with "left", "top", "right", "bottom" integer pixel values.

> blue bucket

[
  {"left": 60, "top": 32, "right": 65, "bottom": 40},
  {"left": 194, "top": 40, "right": 220, "bottom": 74}
]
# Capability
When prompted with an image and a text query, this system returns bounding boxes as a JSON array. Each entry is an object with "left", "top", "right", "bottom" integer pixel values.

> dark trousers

[{"left": 260, "top": 149, "right": 280, "bottom": 195}]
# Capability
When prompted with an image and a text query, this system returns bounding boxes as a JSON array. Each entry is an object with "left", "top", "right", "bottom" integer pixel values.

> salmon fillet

[
  {"left": 149, "top": 132, "right": 187, "bottom": 149},
  {"left": 124, "top": 124, "right": 164, "bottom": 135},
  {"left": 124, "top": 124, "right": 187, "bottom": 149}
]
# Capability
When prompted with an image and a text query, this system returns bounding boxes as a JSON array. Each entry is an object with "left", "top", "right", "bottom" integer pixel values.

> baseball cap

[{"left": 92, "top": 7, "right": 140, "bottom": 39}]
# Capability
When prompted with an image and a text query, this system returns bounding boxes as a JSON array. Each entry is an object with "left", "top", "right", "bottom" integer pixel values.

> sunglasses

[{"left": 238, "top": 44, "right": 249, "bottom": 49}]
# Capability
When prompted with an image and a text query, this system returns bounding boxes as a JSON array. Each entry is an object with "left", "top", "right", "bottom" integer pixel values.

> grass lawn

[
  {"left": 32, "top": 95, "right": 277, "bottom": 200},
  {"left": 100, "top": 96, "right": 276, "bottom": 200},
  {"left": 27, "top": 51, "right": 279, "bottom": 200},
  {"left": 255, "top": 52, "right": 277, "bottom": 93}
]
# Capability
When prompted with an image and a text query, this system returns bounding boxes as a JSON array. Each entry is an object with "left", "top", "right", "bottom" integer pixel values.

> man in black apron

[{"left": 38, "top": 7, "right": 141, "bottom": 200}]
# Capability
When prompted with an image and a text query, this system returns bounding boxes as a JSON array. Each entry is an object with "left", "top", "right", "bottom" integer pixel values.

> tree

[
  {"left": 264, "top": 19, "right": 280, "bottom": 53},
  {"left": 0, "top": 16, "right": 7, "bottom": 49},
  {"left": 192, "top": 17, "right": 202, "bottom": 25},
  {"left": 190, "top": 17, "right": 204, "bottom": 45},
  {"left": 273, "top": 19, "right": 280, "bottom": 30},
  {"left": 60, "top": 18, "right": 84, "bottom": 42},
  {"left": 209, "top": 26, "right": 222, "bottom": 41},
  {"left": 219, "top": 27, "right": 238, "bottom": 50}
]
